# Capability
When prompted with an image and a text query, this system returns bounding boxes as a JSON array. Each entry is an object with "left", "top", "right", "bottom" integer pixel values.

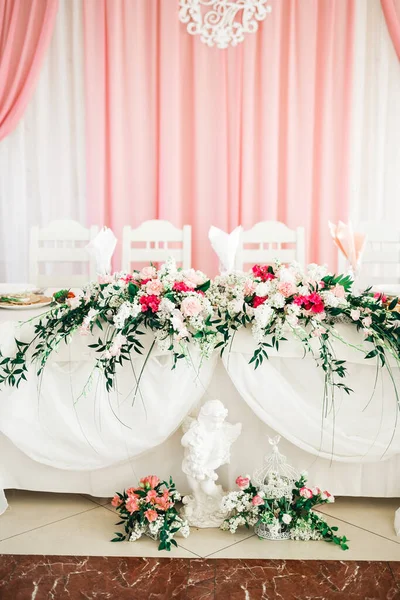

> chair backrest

[
  {"left": 121, "top": 220, "right": 192, "bottom": 272},
  {"left": 29, "top": 220, "right": 99, "bottom": 288},
  {"left": 235, "top": 221, "right": 306, "bottom": 271},
  {"left": 357, "top": 221, "right": 400, "bottom": 286}
]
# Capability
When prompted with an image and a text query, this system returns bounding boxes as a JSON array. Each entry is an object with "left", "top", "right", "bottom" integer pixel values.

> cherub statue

[{"left": 181, "top": 399, "right": 241, "bottom": 527}]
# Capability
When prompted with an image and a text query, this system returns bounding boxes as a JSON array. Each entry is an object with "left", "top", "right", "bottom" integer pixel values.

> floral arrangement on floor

[
  {"left": 221, "top": 473, "right": 349, "bottom": 550},
  {"left": 0, "top": 259, "right": 398, "bottom": 408},
  {"left": 110, "top": 475, "right": 189, "bottom": 551}
]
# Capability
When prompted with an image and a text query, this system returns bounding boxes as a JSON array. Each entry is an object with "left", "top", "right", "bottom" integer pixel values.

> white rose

[
  {"left": 282, "top": 514, "right": 292, "bottom": 525},
  {"left": 255, "top": 282, "right": 270, "bottom": 297}
]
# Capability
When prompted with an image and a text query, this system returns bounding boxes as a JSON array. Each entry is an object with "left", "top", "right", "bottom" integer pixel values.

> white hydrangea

[
  {"left": 113, "top": 301, "right": 140, "bottom": 329},
  {"left": 307, "top": 263, "right": 328, "bottom": 283},
  {"left": 254, "top": 304, "right": 274, "bottom": 328},
  {"left": 269, "top": 293, "right": 286, "bottom": 309}
]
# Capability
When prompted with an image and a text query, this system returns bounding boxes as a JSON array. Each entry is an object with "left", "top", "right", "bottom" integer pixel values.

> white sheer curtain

[
  {"left": 0, "top": 0, "right": 86, "bottom": 283},
  {"left": 350, "top": 0, "right": 400, "bottom": 224}
]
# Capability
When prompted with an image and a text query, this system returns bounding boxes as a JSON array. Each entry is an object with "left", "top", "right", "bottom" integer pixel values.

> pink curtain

[
  {"left": 0, "top": 0, "right": 59, "bottom": 141},
  {"left": 381, "top": 0, "right": 400, "bottom": 59},
  {"left": 83, "top": 0, "right": 355, "bottom": 274}
]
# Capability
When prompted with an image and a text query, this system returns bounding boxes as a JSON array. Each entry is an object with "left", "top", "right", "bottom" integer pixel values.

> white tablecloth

[{"left": 1, "top": 302, "right": 400, "bottom": 514}]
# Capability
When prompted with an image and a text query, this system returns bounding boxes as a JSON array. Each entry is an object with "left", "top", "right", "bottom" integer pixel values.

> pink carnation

[
  {"left": 299, "top": 487, "right": 313, "bottom": 499},
  {"left": 252, "top": 295, "right": 268, "bottom": 308},
  {"left": 252, "top": 265, "right": 276, "bottom": 282},
  {"left": 252, "top": 495, "right": 264, "bottom": 506},
  {"left": 173, "top": 281, "right": 192, "bottom": 293},
  {"left": 181, "top": 295, "right": 202, "bottom": 317},
  {"left": 294, "top": 292, "right": 324, "bottom": 314},
  {"left": 139, "top": 294, "right": 161, "bottom": 313},
  {"left": 374, "top": 292, "right": 387, "bottom": 303},
  {"left": 235, "top": 476, "right": 250, "bottom": 490}
]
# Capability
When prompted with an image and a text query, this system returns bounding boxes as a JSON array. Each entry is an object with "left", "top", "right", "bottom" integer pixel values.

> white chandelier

[{"left": 178, "top": 0, "right": 272, "bottom": 49}]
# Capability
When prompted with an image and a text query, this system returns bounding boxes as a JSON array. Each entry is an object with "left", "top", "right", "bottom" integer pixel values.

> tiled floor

[{"left": 0, "top": 491, "right": 400, "bottom": 561}]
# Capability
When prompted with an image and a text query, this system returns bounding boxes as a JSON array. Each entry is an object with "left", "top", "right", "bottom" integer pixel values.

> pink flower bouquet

[{"left": 111, "top": 475, "right": 189, "bottom": 551}]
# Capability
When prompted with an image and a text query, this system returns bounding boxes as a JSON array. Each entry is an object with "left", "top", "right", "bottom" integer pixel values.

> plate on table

[
  {"left": 0, "top": 294, "right": 53, "bottom": 310},
  {"left": 0, "top": 283, "right": 39, "bottom": 295}
]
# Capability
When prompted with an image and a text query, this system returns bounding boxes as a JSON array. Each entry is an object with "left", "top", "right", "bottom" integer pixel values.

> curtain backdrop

[
  {"left": 83, "top": 0, "right": 355, "bottom": 274},
  {"left": 381, "top": 0, "right": 400, "bottom": 59},
  {"left": 0, "top": 0, "right": 86, "bottom": 282},
  {"left": 350, "top": 0, "right": 400, "bottom": 227},
  {"left": 0, "top": 0, "right": 59, "bottom": 141}
]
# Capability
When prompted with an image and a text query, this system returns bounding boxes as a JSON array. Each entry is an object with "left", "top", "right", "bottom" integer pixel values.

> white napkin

[
  {"left": 85, "top": 227, "right": 117, "bottom": 276},
  {"left": 208, "top": 225, "right": 243, "bottom": 274}
]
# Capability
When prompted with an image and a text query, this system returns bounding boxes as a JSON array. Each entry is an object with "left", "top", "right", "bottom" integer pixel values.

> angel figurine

[{"left": 181, "top": 399, "right": 241, "bottom": 527}]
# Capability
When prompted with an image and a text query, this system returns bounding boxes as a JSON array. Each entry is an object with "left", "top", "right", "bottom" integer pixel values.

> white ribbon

[{"left": 85, "top": 227, "right": 117, "bottom": 276}]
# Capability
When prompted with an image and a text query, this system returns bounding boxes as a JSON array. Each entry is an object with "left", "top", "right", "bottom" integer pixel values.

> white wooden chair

[
  {"left": 235, "top": 221, "right": 306, "bottom": 270},
  {"left": 338, "top": 221, "right": 400, "bottom": 287},
  {"left": 29, "top": 220, "right": 99, "bottom": 288},
  {"left": 121, "top": 220, "right": 191, "bottom": 272}
]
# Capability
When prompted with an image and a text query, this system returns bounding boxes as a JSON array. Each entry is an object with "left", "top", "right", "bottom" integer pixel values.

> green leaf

[{"left": 196, "top": 280, "right": 211, "bottom": 293}]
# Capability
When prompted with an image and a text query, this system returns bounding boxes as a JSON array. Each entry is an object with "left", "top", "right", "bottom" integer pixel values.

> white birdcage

[
  {"left": 253, "top": 436, "right": 298, "bottom": 541},
  {"left": 253, "top": 435, "right": 298, "bottom": 499}
]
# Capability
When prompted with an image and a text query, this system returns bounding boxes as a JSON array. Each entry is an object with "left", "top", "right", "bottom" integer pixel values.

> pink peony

[
  {"left": 139, "top": 294, "right": 161, "bottom": 313},
  {"left": 126, "top": 497, "right": 140, "bottom": 513},
  {"left": 145, "top": 509, "right": 158, "bottom": 523},
  {"left": 252, "top": 495, "right": 264, "bottom": 506},
  {"left": 140, "top": 266, "right": 157, "bottom": 280},
  {"left": 111, "top": 495, "right": 122, "bottom": 508},
  {"left": 235, "top": 476, "right": 250, "bottom": 490},
  {"left": 299, "top": 487, "right": 313, "bottom": 499},
  {"left": 181, "top": 295, "right": 202, "bottom": 317},
  {"left": 252, "top": 295, "right": 268, "bottom": 308},
  {"left": 278, "top": 281, "right": 297, "bottom": 298},
  {"left": 146, "top": 279, "right": 164, "bottom": 296},
  {"left": 140, "top": 475, "right": 160, "bottom": 489},
  {"left": 252, "top": 265, "right": 276, "bottom": 282}
]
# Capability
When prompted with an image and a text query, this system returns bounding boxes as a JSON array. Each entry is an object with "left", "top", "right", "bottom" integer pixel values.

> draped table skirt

[{"left": 1, "top": 310, "right": 400, "bottom": 514}]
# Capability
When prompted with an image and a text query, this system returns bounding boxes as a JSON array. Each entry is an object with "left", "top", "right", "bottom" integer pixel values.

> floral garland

[
  {"left": 0, "top": 259, "right": 399, "bottom": 411},
  {"left": 221, "top": 474, "right": 349, "bottom": 550},
  {"left": 111, "top": 475, "right": 189, "bottom": 551}
]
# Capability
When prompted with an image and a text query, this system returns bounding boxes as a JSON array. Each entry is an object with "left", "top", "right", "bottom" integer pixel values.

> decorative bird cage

[{"left": 253, "top": 436, "right": 298, "bottom": 540}]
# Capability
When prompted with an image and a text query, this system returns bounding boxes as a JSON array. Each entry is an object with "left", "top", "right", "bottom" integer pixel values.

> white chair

[
  {"left": 339, "top": 221, "right": 400, "bottom": 287},
  {"left": 235, "top": 221, "right": 306, "bottom": 270},
  {"left": 29, "top": 220, "right": 99, "bottom": 288},
  {"left": 122, "top": 220, "right": 191, "bottom": 272}
]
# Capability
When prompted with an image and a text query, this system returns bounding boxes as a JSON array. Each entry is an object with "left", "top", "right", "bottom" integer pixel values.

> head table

[{"left": 1, "top": 291, "right": 400, "bottom": 516}]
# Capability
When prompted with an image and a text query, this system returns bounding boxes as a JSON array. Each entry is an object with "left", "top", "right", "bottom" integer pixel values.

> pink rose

[
  {"left": 362, "top": 316, "right": 372, "bottom": 328},
  {"left": 235, "top": 476, "right": 250, "bottom": 490},
  {"left": 333, "top": 284, "right": 345, "bottom": 298},
  {"left": 126, "top": 497, "right": 140, "bottom": 513},
  {"left": 146, "top": 279, "right": 164, "bottom": 296},
  {"left": 145, "top": 509, "right": 158, "bottom": 523},
  {"left": 311, "top": 487, "right": 321, "bottom": 496},
  {"left": 252, "top": 495, "right": 264, "bottom": 506},
  {"left": 140, "top": 475, "right": 160, "bottom": 489},
  {"left": 243, "top": 279, "right": 257, "bottom": 296},
  {"left": 278, "top": 281, "right": 296, "bottom": 298},
  {"left": 350, "top": 309, "right": 360, "bottom": 321},
  {"left": 299, "top": 487, "right": 313, "bottom": 499},
  {"left": 183, "top": 269, "right": 206, "bottom": 287},
  {"left": 181, "top": 295, "right": 202, "bottom": 317},
  {"left": 146, "top": 490, "right": 158, "bottom": 503},
  {"left": 140, "top": 266, "right": 157, "bottom": 280},
  {"left": 111, "top": 495, "right": 122, "bottom": 508},
  {"left": 321, "top": 490, "right": 334, "bottom": 503}
]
